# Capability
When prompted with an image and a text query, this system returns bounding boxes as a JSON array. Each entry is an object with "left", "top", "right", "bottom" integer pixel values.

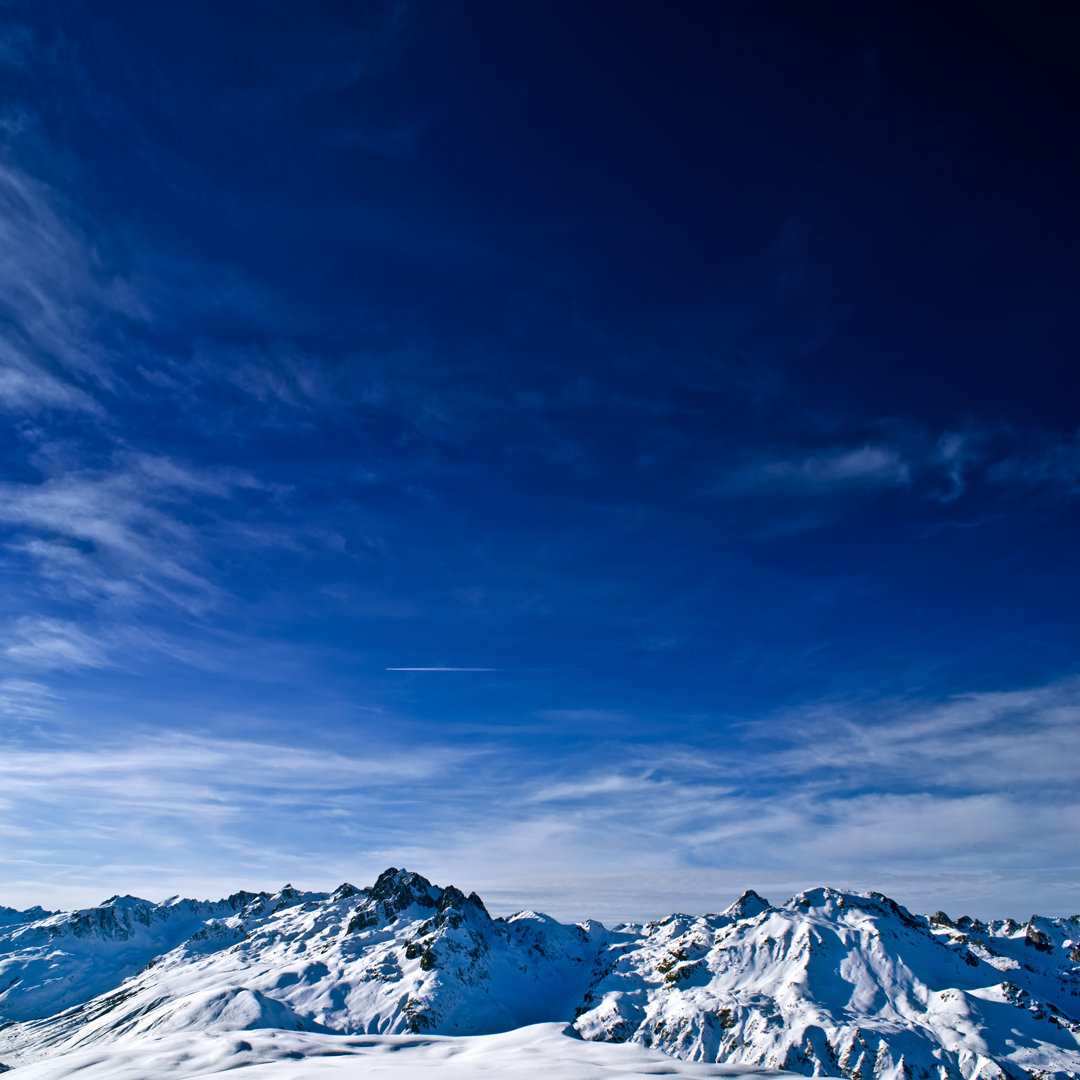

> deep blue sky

[{"left": 1, "top": 1, "right": 1077, "bottom": 921}]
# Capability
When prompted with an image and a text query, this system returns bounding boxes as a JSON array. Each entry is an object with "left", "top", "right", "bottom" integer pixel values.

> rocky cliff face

[{"left": 2, "top": 871, "right": 1078, "bottom": 1080}]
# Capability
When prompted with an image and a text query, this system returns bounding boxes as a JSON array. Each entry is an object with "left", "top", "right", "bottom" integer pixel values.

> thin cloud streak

[
  {"left": 743, "top": 681, "right": 1080, "bottom": 791},
  {"left": 0, "top": 465, "right": 223, "bottom": 616},
  {"left": 0, "top": 678, "right": 59, "bottom": 723},
  {"left": 721, "top": 425, "right": 1080, "bottom": 513},
  {"left": 3, "top": 617, "right": 111, "bottom": 671}
]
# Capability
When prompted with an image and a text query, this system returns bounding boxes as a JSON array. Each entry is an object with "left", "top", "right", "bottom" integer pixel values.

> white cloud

[
  {"left": 0, "top": 455, "right": 267, "bottom": 615},
  {"left": 725, "top": 425, "right": 1080, "bottom": 509},
  {"left": 0, "top": 352, "right": 101, "bottom": 415},
  {"left": 749, "top": 682, "right": 1080, "bottom": 790},
  {"left": 407, "top": 678, "right": 1080, "bottom": 920},
  {"left": 0, "top": 730, "right": 483, "bottom": 905},
  {"left": 526, "top": 773, "right": 660, "bottom": 803},
  {"left": 0, "top": 678, "right": 59, "bottom": 722},
  {"left": 3, "top": 617, "right": 110, "bottom": 670},
  {"left": 724, "top": 443, "right": 912, "bottom": 496},
  {"left": 0, "top": 161, "right": 121, "bottom": 389},
  {"left": 765, "top": 445, "right": 911, "bottom": 488}
]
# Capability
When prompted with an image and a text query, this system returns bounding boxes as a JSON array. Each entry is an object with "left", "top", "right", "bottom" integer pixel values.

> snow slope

[
  {"left": 1, "top": 1023, "right": 819, "bottom": 1080},
  {"left": 1, "top": 870, "right": 1077, "bottom": 1080}
]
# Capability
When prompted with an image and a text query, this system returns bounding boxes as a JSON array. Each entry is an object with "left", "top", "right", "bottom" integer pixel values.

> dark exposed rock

[
  {"left": 346, "top": 909, "right": 378, "bottom": 934},
  {"left": 369, "top": 868, "right": 437, "bottom": 916},
  {"left": 226, "top": 891, "right": 259, "bottom": 907},
  {"left": 1025, "top": 924, "right": 1053, "bottom": 953}
]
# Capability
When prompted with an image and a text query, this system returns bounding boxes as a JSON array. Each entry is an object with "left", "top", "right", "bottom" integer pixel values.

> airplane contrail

[{"left": 386, "top": 667, "right": 498, "bottom": 672}]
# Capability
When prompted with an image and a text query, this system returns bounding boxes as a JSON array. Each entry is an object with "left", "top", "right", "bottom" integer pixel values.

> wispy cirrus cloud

[
  {"left": 0, "top": 729, "right": 481, "bottom": 906},
  {"left": 0, "top": 160, "right": 399, "bottom": 706},
  {"left": 0, "top": 344, "right": 102, "bottom": 414},
  {"left": 3, "top": 617, "right": 110, "bottom": 671},
  {"left": 0, "top": 160, "right": 132, "bottom": 397},
  {"left": 0, "top": 458, "right": 252, "bottom": 615},
  {"left": 0, "top": 149, "right": 329, "bottom": 641},
  {"left": 744, "top": 680, "right": 1080, "bottom": 792},
  {"left": 720, "top": 424, "right": 1080, "bottom": 516},
  {"left": 0, "top": 731, "right": 467, "bottom": 799},
  {"left": 423, "top": 767, "right": 1079, "bottom": 922},
  {"left": 427, "top": 677, "right": 1080, "bottom": 918},
  {"left": 732, "top": 444, "right": 912, "bottom": 492},
  {"left": 0, "top": 144, "right": 231, "bottom": 641},
  {"left": 0, "top": 678, "right": 59, "bottom": 723}
]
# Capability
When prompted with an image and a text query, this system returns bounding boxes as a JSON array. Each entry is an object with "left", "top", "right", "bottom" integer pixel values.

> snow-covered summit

[
  {"left": 1, "top": 871, "right": 1077, "bottom": 1080},
  {"left": 722, "top": 889, "right": 771, "bottom": 920}
]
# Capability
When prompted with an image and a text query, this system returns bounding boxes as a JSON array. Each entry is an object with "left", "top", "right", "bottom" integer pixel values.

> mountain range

[{"left": 1, "top": 869, "right": 1078, "bottom": 1079}]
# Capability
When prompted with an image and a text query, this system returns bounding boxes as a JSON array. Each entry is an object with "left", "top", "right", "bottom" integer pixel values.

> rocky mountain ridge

[{"left": 1, "top": 870, "right": 1077, "bottom": 1080}]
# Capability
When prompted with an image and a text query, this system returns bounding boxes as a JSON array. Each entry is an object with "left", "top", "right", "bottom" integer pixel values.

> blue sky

[{"left": 1, "top": 1, "right": 1077, "bottom": 922}]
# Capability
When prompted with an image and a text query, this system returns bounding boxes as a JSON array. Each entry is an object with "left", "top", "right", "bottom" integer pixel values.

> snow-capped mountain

[{"left": 1, "top": 870, "right": 1077, "bottom": 1080}]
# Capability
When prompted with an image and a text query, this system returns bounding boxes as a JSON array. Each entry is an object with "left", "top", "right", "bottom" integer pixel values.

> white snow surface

[
  {"left": 1, "top": 870, "right": 1077, "bottom": 1080},
  {"left": 1, "top": 1023, "right": 812, "bottom": 1079}
]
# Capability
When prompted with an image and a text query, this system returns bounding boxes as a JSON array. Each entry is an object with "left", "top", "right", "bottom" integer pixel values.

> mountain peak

[
  {"left": 723, "top": 889, "right": 771, "bottom": 919},
  {"left": 781, "top": 886, "right": 923, "bottom": 928},
  {"left": 100, "top": 894, "right": 153, "bottom": 908},
  {"left": 369, "top": 867, "right": 437, "bottom": 909}
]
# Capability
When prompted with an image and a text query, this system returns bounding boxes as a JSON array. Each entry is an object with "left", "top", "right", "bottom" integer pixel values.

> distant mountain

[{"left": 1, "top": 869, "right": 1078, "bottom": 1080}]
